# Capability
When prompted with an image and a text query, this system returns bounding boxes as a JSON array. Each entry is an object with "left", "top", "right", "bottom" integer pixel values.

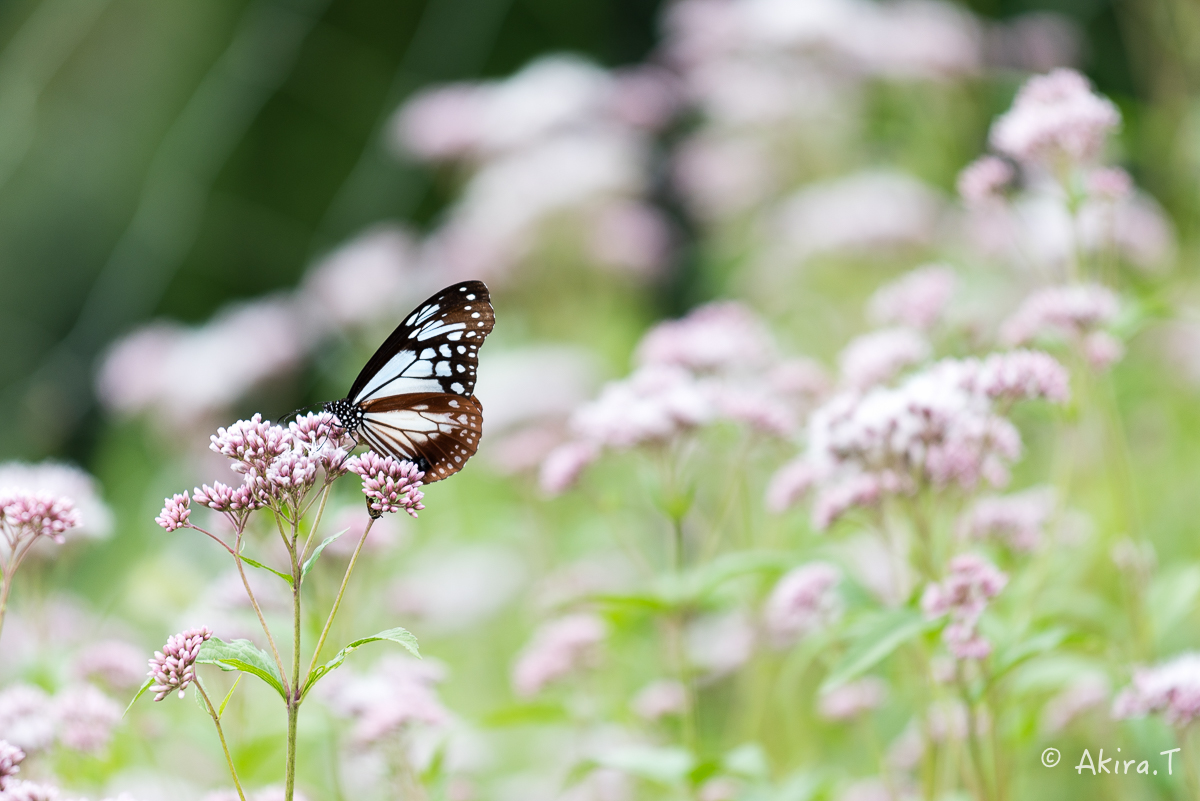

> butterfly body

[{"left": 325, "top": 281, "right": 494, "bottom": 482}]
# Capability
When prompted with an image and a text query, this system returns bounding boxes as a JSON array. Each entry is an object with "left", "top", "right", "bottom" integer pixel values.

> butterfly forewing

[
  {"left": 358, "top": 393, "right": 484, "bottom": 482},
  {"left": 349, "top": 281, "right": 494, "bottom": 405},
  {"left": 335, "top": 280, "right": 495, "bottom": 484}
]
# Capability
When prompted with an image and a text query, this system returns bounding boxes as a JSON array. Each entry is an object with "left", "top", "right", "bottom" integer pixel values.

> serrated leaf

[
  {"left": 217, "top": 675, "right": 242, "bottom": 719},
  {"left": 124, "top": 677, "right": 154, "bottom": 717},
  {"left": 594, "top": 746, "right": 695, "bottom": 785},
  {"left": 303, "top": 627, "right": 420, "bottom": 698},
  {"left": 301, "top": 527, "right": 350, "bottom": 580},
  {"left": 821, "top": 609, "right": 932, "bottom": 692},
  {"left": 239, "top": 554, "right": 293, "bottom": 586},
  {"left": 198, "top": 637, "right": 286, "bottom": 700}
]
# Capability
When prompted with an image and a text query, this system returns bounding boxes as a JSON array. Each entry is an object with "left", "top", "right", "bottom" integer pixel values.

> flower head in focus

[
  {"left": 921, "top": 554, "right": 1007, "bottom": 660},
  {"left": 154, "top": 493, "right": 191, "bottom": 532},
  {"left": 147, "top": 626, "right": 213, "bottom": 701},
  {"left": 347, "top": 452, "right": 426, "bottom": 518},
  {"left": 0, "top": 491, "right": 81, "bottom": 548}
]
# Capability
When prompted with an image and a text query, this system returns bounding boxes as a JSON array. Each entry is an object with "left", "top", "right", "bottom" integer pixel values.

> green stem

[
  {"left": 957, "top": 669, "right": 994, "bottom": 801},
  {"left": 196, "top": 680, "right": 246, "bottom": 801},
  {"left": 299, "top": 484, "right": 333, "bottom": 564},
  {"left": 230, "top": 530, "right": 289, "bottom": 697},
  {"left": 302, "top": 517, "right": 376, "bottom": 692},
  {"left": 287, "top": 514, "right": 302, "bottom": 801},
  {"left": 0, "top": 572, "right": 10, "bottom": 646}
]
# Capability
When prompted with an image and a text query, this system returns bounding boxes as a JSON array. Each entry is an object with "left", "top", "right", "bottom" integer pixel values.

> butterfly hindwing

[
  {"left": 349, "top": 281, "right": 494, "bottom": 405},
  {"left": 358, "top": 393, "right": 484, "bottom": 482}
]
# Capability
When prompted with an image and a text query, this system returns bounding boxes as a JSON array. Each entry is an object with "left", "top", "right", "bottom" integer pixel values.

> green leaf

[
  {"left": 301, "top": 527, "right": 350, "bottom": 580},
  {"left": 1150, "top": 566, "right": 1200, "bottom": 644},
  {"left": 303, "top": 627, "right": 420, "bottom": 698},
  {"left": 593, "top": 746, "right": 696, "bottom": 785},
  {"left": 217, "top": 675, "right": 242, "bottom": 719},
  {"left": 821, "top": 609, "right": 933, "bottom": 692},
  {"left": 482, "top": 701, "right": 570, "bottom": 727},
  {"left": 990, "top": 627, "right": 1071, "bottom": 683},
  {"left": 239, "top": 554, "right": 293, "bottom": 586},
  {"left": 124, "top": 678, "right": 154, "bottom": 717},
  {"left": 198, "top": 638, "right": 286, "bottom": 700}
]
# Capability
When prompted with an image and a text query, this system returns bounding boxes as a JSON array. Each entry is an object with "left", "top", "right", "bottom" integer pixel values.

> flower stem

[
  {"left": 303, "top": 517, "right": 376, "bottom": 693},
  {"left": 196, "top": 680, "right": 246, "bottom": 801},
  {"left": 287, "top": 514, "right": 302, "bottom": 801},
  {"left": 0, "top": 572, "right": 11, "bottom": 646},
  {"left": 230, "top": 529, "right": 289, "bottom": 697}
]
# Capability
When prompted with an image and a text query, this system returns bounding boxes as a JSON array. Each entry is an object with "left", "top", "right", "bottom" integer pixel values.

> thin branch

[
  {"left": 196, "top": 679, "right": 247, "bottom": 801},
  {"left": 302, "top": 516, "right": 376, "bottom": 692}
]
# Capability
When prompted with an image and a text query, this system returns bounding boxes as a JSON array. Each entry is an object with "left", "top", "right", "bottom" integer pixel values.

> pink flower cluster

[
  {"left": 147, "top": 626, "right": 213, "bottom": 701},
  {"left": 838, "top": 327, "right": 930, "bottom": 389},
  {"left": 319, "top": 655, "right": 448, "bottom": 745},
  {"left": 512, "top": 613, "right": 607, "bottom": 697},
  {"left": 867, "top": 265, "right": 958, "bottom": 331},
  {"left": 1000, "top": 283, "right": 1123, "bottom": 370},
  {"left": 1113, "top": 653, "right": 1200, "bottom": 726},
  {"left": 771, "top": 352, "right": 1069, "bottom": 528},
  {"left": 0, "top": 740, "right": 23, "bottom": 790},
  {"left": 989, "top": 69, "right": 1120, "bottom": 168},
  {"left": 763, "top": 562, "right": 843, "bottom": 647},
  {"left": 921, "top": 554, "right": 1008, "bottom": 660},
  {"left": 0, "top": 682, "right": 121, "bottom": 758},
  {"left": 541, "top": 302, "right": 821, "bottom": 494},
  {"left": 346, "top": 452, "right": 425, "bottom": 518},
  {"left": 0, "top": 491, "right": 81, "bottom": 547},
  {"left": 957, "top": 156, "right": 1014, "bottom": 206},
  {"left": 818, "top": 677, "right": 887, "bottom": 721},
  {"left": 959, "top": 486, "right": 1056, "bottom": 551},
  {"left": 631, "top": 679, "right": 688, "bottom": 721},
  {"left": 157, "top": 412, "right": 356, "bottom": 530}
]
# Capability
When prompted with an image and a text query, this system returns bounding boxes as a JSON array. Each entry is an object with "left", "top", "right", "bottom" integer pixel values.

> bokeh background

[{"left": 2, "top": 0, "right": 1200, "bottom": 798}]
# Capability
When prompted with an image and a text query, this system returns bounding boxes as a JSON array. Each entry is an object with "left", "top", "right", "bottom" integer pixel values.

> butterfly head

[{"left": 324, "top": 398, "right": 363, "bottom": 432}]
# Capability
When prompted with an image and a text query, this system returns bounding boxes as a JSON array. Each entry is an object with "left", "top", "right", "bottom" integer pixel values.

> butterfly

[{"left": 324, "top": 281, "right": 495, "bottom": 483}]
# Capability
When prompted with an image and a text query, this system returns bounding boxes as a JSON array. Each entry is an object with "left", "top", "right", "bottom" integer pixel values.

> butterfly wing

[
  {"left": 348, "top": 280, "right": 495, "bottom": 405},
  {"left": 358, "top": 393, "right": 484, "bottom": 482}
]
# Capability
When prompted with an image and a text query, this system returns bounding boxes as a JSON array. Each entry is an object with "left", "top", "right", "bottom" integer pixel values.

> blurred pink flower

[
  {"left": 1079, "top": 191, "right": 1176, "bottom": 271},
  {"left": 1086, "top": 166, "right": 1132, "bottom": 200},
  {"left": 0, "top": 463, "right": 110, "bottom": 540},
  {"left": 1, "top": 491, "right": 81, "bottom": 547},
  {"left": 686, "top": 609, "right": 755, "bottom": 678},
  {"left": 959, "top": 486, "right": 1056, "bottom": 551},
  {"left": 957, "top": 156, "right": 1013, "bottom": 207},
  {"left": 983, "top": 12, "right": 1081, "bottom": 73},
  {"left": 921, "top": 554, "right": 1007, "bottom": 660},
  {"left": 97, "top": 297, "right": 310, "bottom": 426},
  {"left": 54, "top": 684, "right": 120, "bottom": 753},
  {"left": 610, "top": 66, "right": 682, "bottom": 130},
  {"left": 300, "top": 226, "right": 417, "bottom": 333},
  {"left": 0, "top": 739, "right": 23, "bottom": 789},
  {"left": 539, "top": 441, "right": 600, "bottom": 496},
  {"left": 1, "top": 779, "right": 60, "bottom": 800},
  {"left": 838, "top": 327, "right": 930, "bottom": 389},
  {"left": 636, "top": 302, "right": 777, "bottom": 374},
  {"left": 147, "top": 626, "right": 213, "bottom": 701},
  {"left": 587, "top": 200, "right": 673, "bottom": 277},
  {"left": 631, "top": 680, "right": 688, "bottom": 721},
  {"left": 393, "top": 84, "right": 487, "bottom": 161},
  {"left": 512, "top": 614, "right": 607, "bottom": 697},
  {"left": 967, "top": 349, "right": 1071, "bottom": 403},
  {"left": 319, "top": 655, "right": 449, "bottom": 745},
  {"left": 72, "top": 640, "right": 147, "bottom": 691},
  {"left": 1083, "top": 331, "right": 1124, "bottom": 371},
  {"left": 771, "top": 170, "right": 944, "bottom": 262},
  {"left": 698, "top": 777, "right": 741, "bottom": 801},
  {"left": 1114, "top": 653, "right": 1200, "bottom": 726},
  {"left": 1042, "top": 674, "right": 1109, "bottom": 733},
  {"left": 153, "top": 493, "right": 190, "bottom": 533},
  {"left": 672, "top": 135, "right": 773, "bottom": 220},
  {"left": 813, "top": 472, "right": 907, "bottom": 530},
  {"left": 570, "top": 365, "right": 714, "bottom": 449},
  {"left": 347, "top": 452, "right": 426, "bottom": 518},
  {"left": 0, "top": 685, "right": 55, "bottom": 753},
  {"left": 764, "top": 562, "right": 842, "bottom": 646},
  {"left": 990, "top": 69, "right": 1120, "bottom": 167},
  {"left": 868, "top": 264, "right": 958, "bottom": 331},
  {"left": 765, "top": 459, "right": 818, "bottom": 513},
  {"left": 818, "top": 677, "right": 887, "bottom": 721},
  {"left": 1000, "top": 283, "right": 1119, "bottom": 347}
]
